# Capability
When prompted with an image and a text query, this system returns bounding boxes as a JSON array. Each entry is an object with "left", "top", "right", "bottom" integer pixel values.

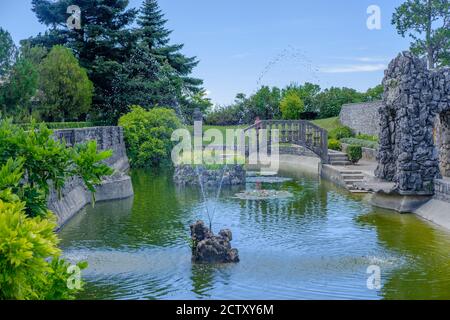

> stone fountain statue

[{"left": 190, "top": 220, "right": 239, "bottom": 264}]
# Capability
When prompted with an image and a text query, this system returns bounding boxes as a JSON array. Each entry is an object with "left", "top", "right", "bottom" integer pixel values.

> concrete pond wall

[{"left": 48, "top": 126, "right": 134, "bottom": 228}]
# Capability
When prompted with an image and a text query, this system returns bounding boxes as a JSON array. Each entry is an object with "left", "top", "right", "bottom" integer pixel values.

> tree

[
  {"left": 282, "top": 82, "right": 321, "bottom": 113},
  {"left": 246, "top": 86, "right": 282, "bottom": 121},
  {"left": 392, "top": 0, "right": 450, "bottom": 68},
  {"left": 364, "top": 84, "right": 384, "bottom": 101},
  {"left": 0, "top": 58, "right": 39, "bottom": 119},
  {"left": 315, "top": 87, "right": 365, "bottom": 118},
  {"left": 0, "top": 28, "right": 16, "bottom": 77},
  {"left": 38, "top": 45, "right": 93, "bottom": 121},
  {"left": 137, "top": 0, "right": 203, "bottom": 95},
  {"left": 30, "top": 0, "right": 139, "bottom": 122},
  {"left": 280, "top": 91, "right": 305, "bottom": 120}
]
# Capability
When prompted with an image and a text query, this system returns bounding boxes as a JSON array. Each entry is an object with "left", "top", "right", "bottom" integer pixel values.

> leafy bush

[
  {"left": 119, "top": 106, "right": 181, "bottom": 167},
  {"left": 347, "top": 145, "right": 363, "bottom": 164},
  {"left": 0, "top": 119, "right": 113, "bottom": 217},
  {"left": 0, "top": 199, "right": 86, "bottom": 300},
  {"left": 18, "top": 121, "right": 107, "bottom": 130},
  {"left": 328, "top": 138, "right": 342, "bottom": 151},
  {"left": 329, "top": 126, "right": 354, "bottom": 140},
  {"left": 355, "top": 133, "right": 379, "bottom": 142},
  {"left": 0, "top": 120, "right": 113, "bottom": 299},
  {"left": 341, "top": 138, "right": 379, "bottom": 149}
]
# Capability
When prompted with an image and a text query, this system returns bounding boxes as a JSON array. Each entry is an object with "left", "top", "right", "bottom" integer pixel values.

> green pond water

[{"left": 59, "top": 168, "right": 450, "bottom": 300}]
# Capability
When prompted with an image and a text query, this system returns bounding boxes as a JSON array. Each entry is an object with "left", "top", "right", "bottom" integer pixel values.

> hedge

[
  {"left": 340, "top": 138, "right": 379, "bottom": 149},
  {"left": 17, "top": 121, "right": 108, "bottom": 130}
]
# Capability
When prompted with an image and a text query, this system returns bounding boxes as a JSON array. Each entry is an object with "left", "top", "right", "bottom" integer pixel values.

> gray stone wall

[
  {"left": 434, "top": 179, "right": 450, "bottom": 203},
  {"left": 375, "top": 52, "right": 450, "bottom": 195},
  {"left": 339, "top": 101, "right": 382, "bottom": 136},
  {"left": 49, "top": 126, "right": 133, "bottom": 227},
  {"left": 435, "top": 112, "right": 450, "bottom": 177},
  {"left": 174, "top": 164, "right": 246, "bottom": 187}
]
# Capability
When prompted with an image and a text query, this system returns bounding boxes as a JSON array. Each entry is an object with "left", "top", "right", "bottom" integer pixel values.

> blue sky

[{"left": 0, "top": 0, "right": 411, "bottom": 105}]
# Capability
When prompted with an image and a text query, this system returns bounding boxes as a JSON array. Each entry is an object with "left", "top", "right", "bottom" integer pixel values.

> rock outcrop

[
  {"left": 174, "top": 165, "right": 246, "bottom": 187},
  {"left": 376, "top": 52, "right": 450, "bottom": 195},
  {"left": 190, "top": 220, "right": 239, "bottom": 264}
]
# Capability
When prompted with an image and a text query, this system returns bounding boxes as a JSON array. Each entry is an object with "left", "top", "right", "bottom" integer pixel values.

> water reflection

[{"left": 58, "top": 168, "right": 450, "bottom": 300}]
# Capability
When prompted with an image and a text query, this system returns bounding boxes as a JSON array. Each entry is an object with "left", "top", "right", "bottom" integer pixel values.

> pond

[{"left": 59, "top": 168, "right": 450, "bottom": 300}]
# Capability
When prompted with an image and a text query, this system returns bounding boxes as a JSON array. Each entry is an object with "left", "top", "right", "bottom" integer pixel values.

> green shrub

[
  {"left": 328, "top": 138, "right": 342, "bottom": 151},
  {"left": 329, "top": 126, "right": 354, "bottom": 140},
  {"left": 0, "top": 200, "right": 85, "bottom": 300},
  {"left": 341, "top": 138, "right": 379, "bottom": 149},
  {"left": 18, "top": 121, "right": 107, "bottom": 130},
  {"left": 0, "top": 119, "right": 113, "bottom": 217},
  {"left": 0, "top": 110, "right": 113, "bottom": 300},
  {"left": 355, "top": 133, "right": 379, "bottom": 142},
  {"left": 119, "top": 106, "right": 181, "bottom": 168},
  {"left": 347, "top": 145, "right": 363, "bottom": 164}
]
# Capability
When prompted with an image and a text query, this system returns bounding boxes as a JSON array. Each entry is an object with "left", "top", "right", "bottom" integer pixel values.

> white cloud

[{"left": 319, "top": 63, "right": 386, "bottom": 73}]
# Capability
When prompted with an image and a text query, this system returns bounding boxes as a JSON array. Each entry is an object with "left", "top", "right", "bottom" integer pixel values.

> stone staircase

[
  {"left": 328, "top": 151, "right": 351, "bottom": 166},
  {"left": 339, "top": 170, "right": 367, "bottom": 193}
]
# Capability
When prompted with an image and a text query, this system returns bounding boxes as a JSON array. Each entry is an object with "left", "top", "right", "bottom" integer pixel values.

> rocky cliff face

[
  {"left": 48, "top": 126, "right": 134, "bottom": 227},
  {"left": 376, "top": 52, "right": 450, "bottom": 195}
]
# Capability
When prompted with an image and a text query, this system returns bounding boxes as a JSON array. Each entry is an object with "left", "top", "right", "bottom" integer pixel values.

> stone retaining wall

[
  {"left": 174, "top": 164, "right": 246, "bottom": 187},
  {"left": 339, "top": 101, "right": 382, "bottom": 136},
  {"left": 434, "top": 179, "right": 450, "bottom": 203},
  {"left": 49, "top": 126, "right": 133, "bottom": 227}
]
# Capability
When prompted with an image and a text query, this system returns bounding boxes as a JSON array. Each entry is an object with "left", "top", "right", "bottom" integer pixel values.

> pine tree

[
  {"left": 137, "top": 0, "right": 203, "bottom": 94},
  {"left": 29, "top": 0, "right": 139, "bottom": 122}
]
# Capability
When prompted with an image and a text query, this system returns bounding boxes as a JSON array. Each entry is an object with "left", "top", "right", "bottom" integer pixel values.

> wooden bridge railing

[{"left": 244, "top": 120, "right": 329, "bottom": 164}]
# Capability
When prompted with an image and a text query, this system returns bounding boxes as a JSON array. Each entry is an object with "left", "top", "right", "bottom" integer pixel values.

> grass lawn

[{"left": 311, "top": 117, "right": 341, "bottom": 132}]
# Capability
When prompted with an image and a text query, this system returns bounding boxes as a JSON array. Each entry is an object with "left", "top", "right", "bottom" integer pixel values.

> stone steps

[
  {"left": 328, "top": 151, "right": 352, "bottom": 166},
  {"left": 339, "top": 170, "right": 367, "bottom": 193}
]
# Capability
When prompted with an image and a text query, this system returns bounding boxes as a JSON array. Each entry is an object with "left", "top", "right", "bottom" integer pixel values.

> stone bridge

[{"left": 244, "top": 120, "right": 329, "bottom": 164}]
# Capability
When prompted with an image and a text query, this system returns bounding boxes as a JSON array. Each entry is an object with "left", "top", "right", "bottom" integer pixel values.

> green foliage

[
  {"left": 329, "top": 126, "right": 354, "bottom": 140},
  {"left": 280, "top": 91, "right": 305, "bottom": 120},
  {"left": 392, "top": 0, "right": 450, "bottom": 68},
  {"left": 0, "top": 57, "right": 39, "bottom": 119},
  {"left": 37, "top": 46, "right": 93, "bottom": 122},
  {"left": 355, "top": 133, "right": 379, "bottom": 142},
  {"left": 18, "top": 121, "right": 106, "bottom": 130},
  {"left": 29, "top": 0, "right": 204, "bottom": 123},
  {"left": 346, "top": 145, "right": 363, "bottom": 164},
  {"left": 0, "top": 28, "right": 16, "bottom": 77},
  {"left": 138, "top": 0, "right": 203, "bottom": 99},
  {"left": 205, "top": 104, "right": 244, "bottom": 126},
  {"left": 119, "top": 106, "right": 181, "bottom": 167},
  {"left": 316, "top": 87, "right": 366, "bottom": 118},
  {"left": 341, "top": 138, "right": 379, "bottom": 149},
  {"left": 0, "top": 119, "right": 113, "bottom": 217},
  {"left": 0, "top": 199, "right": 84, "bottom": 300},
  {"left": 282, "top": 82, "right": 321, "bottom": 113},
  {"left": 364, "top": 85, "right": 383, "bottom": 101},
  {"left": 328, "top": 139, "right": 342, "bottom": 151}
]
